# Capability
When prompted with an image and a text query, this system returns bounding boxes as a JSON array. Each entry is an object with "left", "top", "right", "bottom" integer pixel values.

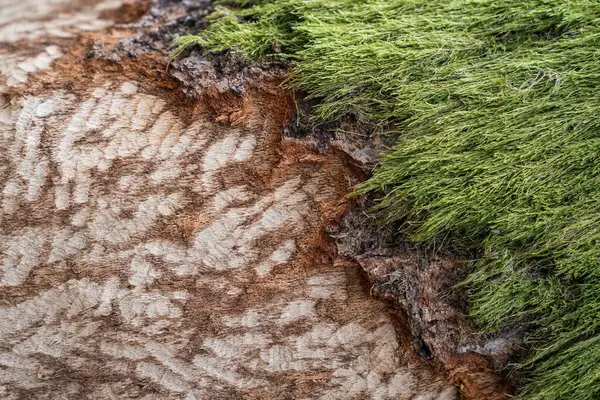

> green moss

[{"left": 175, "top": 1, "right": 600, "bottom": 398}]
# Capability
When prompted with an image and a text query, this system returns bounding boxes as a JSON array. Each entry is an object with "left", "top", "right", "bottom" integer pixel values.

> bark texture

[
  {"left": 333, "top": 211, "right": 518, "bottom": 400},
  {"left": 0, "top": 1, "right": 461, "bottom": 399}
]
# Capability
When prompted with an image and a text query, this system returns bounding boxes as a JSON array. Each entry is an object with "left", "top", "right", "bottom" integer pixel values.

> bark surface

[{"left": 0, "top": 1, "right": 461, "bottom": 399}]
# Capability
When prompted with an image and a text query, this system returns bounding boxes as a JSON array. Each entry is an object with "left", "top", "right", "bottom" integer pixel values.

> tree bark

[
  {"left": 0, "top": 0, "right": 519, "bottom": 399},
  {"left": 0, "top": 1, "right": 460, "bottom": 399}
]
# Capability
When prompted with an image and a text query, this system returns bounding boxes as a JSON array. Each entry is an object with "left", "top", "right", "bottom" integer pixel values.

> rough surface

[
  {"left": 0, "top": 1, "right": 459, "bottom": 399},
  {"left": 289, "top": 101, "right": 518, "bottom": 399},
  {"left": 0, "top": 0, "right": 147, "bottom": 91},
  {"left": 333, "top": 210, "right": 518, "bottom": 399}
]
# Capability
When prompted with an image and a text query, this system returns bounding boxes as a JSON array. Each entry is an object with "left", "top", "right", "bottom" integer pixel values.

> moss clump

[{"left": 175, "top": 1, "right": 600, "bottom": 398}]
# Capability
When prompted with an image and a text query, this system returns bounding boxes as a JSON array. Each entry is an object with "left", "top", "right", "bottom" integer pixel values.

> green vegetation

[{"left": 175, "top": 1, "right": 600, "bottom": 398}]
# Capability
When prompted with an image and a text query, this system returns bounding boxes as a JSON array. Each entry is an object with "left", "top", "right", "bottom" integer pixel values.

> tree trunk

[{"left": 0, "top": 1, "right": 507, "bottom": 399}]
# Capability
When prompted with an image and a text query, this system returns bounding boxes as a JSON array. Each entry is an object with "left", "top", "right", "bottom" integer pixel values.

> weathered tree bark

[
  {"left": 0, "top": 1, "right": 460, "bottom": 399},
  {"left": 0, "top": 1, "right": 512, "bottom": 399}
]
